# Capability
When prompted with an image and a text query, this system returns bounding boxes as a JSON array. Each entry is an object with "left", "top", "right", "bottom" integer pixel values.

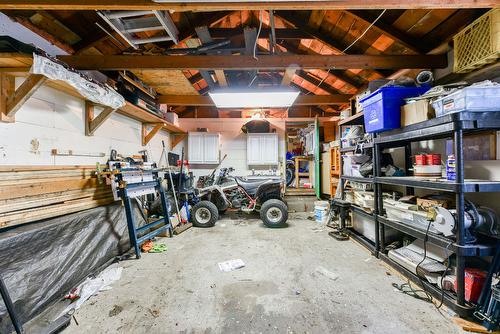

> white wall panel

[{"left": 0, "top": 82, "right": 170, "bottom": 166}]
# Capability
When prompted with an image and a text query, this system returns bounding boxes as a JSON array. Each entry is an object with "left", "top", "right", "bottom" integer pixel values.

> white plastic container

[
  {"left": 432, "top": 84, "right": 500, "bottom": 116},
  {"left": 314, "top": 201, "right": 329, "bottom": 224},
  {"left": 351, "top": 211, "right": 400, "bottom": 242}
]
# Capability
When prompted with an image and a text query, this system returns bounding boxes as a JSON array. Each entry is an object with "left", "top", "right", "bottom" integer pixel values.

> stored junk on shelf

[
  {"left": 360, "top": 82, "right": 429, "bottom": 133},
  {"left": 0, "top": 166, "right": 114, "bottom": 229},
  {"left": 432, "top": 81, "right": 500, "bottom": 116}
]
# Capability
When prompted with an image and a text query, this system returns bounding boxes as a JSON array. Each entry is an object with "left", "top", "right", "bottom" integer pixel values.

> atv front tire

[
  {"left": 260, "top": 199, "right": 288, "bottom": 228},
  {"left": 192, "top": 200, "right": 219, "bottom": 227}
]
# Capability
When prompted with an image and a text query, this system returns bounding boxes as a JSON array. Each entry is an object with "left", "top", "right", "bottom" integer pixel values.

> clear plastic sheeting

[
  {"left": 31, "top": 53, "right": 126, "bottom": 110},
  {"left": 0, "top": 202, "right": 144, "bottom": 333}
]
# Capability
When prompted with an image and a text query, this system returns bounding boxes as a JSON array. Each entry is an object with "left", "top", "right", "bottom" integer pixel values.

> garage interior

[{"left": 0, "top": 1, "right": 500, "bottom": 333}]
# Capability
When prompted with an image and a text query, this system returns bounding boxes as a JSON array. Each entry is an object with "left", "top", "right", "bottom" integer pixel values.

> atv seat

[{"left": 235, "top": 177, "right": 272, "bottom": 197}]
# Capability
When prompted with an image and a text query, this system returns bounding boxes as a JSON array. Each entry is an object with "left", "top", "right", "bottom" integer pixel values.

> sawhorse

[{"left": 115, "top": 169, "right": 173, "bottom": 259}]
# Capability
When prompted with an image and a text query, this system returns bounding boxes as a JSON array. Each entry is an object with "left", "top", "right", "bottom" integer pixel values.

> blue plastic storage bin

[{"left": 360, "top": 86, "right": 430, "bottom": 133}]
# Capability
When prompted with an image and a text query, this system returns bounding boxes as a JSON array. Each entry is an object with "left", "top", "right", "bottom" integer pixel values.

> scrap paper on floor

[{"left": 218, "top": 259, "right": 245, "bottom": 272}]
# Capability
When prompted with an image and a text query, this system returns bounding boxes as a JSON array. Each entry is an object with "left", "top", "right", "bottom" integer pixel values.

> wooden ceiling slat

[
  {"left": 345, "top": 10, "right": 425, "bottom": 54},
  {"left": 308, "top": 10, "right": 326, "bottom": 29},
  {"left": 392, "top": 9, "right": 430, "bottom": 32},
  {"left": 420, "top": 9, "right": 487, "bottom": 53},
  {"left": 405, "top": 9, "right": 458, "bottom": 38}
]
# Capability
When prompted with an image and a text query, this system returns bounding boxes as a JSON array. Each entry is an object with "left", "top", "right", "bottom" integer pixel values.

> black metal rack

[
  {"left": 337, "top": 111, "right": 500, "bottom": 316},
  {"left": 371, "top": 111, "right": 500, "bottom": 316},
  {"left": 349, "top": 205, "right": 377, "bottom": 254},
  {"left": 338, "top": 113, "right": 379, "bottom": 253}
]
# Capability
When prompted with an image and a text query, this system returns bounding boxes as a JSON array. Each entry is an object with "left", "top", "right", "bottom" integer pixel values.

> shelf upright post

[
  {"left": 404, "top": 143, "right": 414, "bottom": 196},
  {"left": 373, "top": 134, "right": 381, "bottom": 256},
  {"left": 455, "top": 128, "right": 466, "bottom": 306}
]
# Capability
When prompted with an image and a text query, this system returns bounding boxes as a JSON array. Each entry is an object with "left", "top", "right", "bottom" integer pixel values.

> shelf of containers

[{"left": 372, "top": 110, "right": 500, "bottom": 316}]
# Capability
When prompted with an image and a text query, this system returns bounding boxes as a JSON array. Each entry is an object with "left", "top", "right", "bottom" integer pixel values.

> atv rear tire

[
  {"left": 192, "top": 201, "right": 218, "bottom": 227},
  {"left": 260, "top": 199, "right": 288, "bottom": 228}
]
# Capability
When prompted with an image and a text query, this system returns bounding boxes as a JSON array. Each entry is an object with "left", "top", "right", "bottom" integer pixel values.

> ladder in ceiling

[{"left": 97, "top": 10, "right": 179, "bottom": 49}]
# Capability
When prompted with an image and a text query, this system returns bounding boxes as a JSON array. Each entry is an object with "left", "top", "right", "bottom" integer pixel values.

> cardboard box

[
  {"left": 323, "top": 121, "right": 337, "bottom": 142},
  {"left": 401, "top": 100, "right": 435, "bottom": 127},
  {"left": 417, "top": 197, "right": 449, "bottom": 210}
]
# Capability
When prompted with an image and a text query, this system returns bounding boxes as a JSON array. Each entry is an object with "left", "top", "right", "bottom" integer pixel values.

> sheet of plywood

[
  {"left": 0, "top": 53, "right": 32, "bottom": 68},
  {"left": 132, "top": 69, "right": 199, "bottom": 95},
  {"left": 321, "top": 151, "right": 331, "bottom": 195}
]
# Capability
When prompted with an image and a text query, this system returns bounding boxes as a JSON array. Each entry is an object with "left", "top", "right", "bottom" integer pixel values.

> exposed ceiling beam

[
  {"left": 276, "top": 12, "right": 367, "bottom": 56},
  {"left": 10, "top": 16, "right": 75, "bottom": 54},
  {"left": 275, "top": 12, "right": 390, "bottom": 80},
  {"left": 158, "top": 94, "right": 352, "bottom": 106},
  {"left": 345, "top": 10, "right": 425, "bottom": 54},
  {"left": 295, "top": 70, "right": 344, "bottom": 96},
  {"left": 209, "top": 28, "right": 310, "bottom": 40},
  {"left": 281, "top": 66, "right": 297, "bottom": 86},
  {"left": 277, "top": 40, "right": 363, "bottom": 89},
  {"left": 2, "top": 1, "right": 496, "bottom": 10},
  {"left": 176, "top": 11, "right": 234, "bottom": 45},
  {"left": 58, "top": 54, "right": 447, "bottom": 70}
]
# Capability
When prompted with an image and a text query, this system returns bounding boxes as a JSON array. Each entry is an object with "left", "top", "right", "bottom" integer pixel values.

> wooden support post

[
  {"left": 215, "top": 70, "right": 228, "bottom": 86},
  {"left": 281, "top": 66, "right": 298, "bottom": 86},
  {"left": 142, "top": 123, "right": 163, "bottom": 146},
  {"left": 85, "top": 101, "right": 115, "bottom": 136},
  {"left": 170, "top": 133, "right": 187, "bottom": 150},
  {"left": 0, "top": 74, "right": 15, "bottom": 123},
  {"left": 5, "top": 74, "right": 46, "bottom": 119}
]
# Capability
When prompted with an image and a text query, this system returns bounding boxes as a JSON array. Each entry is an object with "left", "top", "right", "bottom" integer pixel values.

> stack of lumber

[{"left": 0, "top": 165, "right": 115, "bottom": 229}]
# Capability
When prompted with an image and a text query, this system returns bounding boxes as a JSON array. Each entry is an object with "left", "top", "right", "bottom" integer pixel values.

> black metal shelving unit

[
  {"left": 349, "top": 205, "right": 377, "bottom": 254},
  {"left": 338, "top": 112, "right": 378, "bottom": 254},
  {"left": 372, "top": 111, "right": 500, "bottom": 316},
  {"left": 341, "top": 175, "right": 374, "bottom": 183},
  {"left": 340, "top": 142, "right": 373, "bottom": 153}
]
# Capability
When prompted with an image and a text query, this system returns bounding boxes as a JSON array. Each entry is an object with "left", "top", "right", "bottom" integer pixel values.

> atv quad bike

[{"left": 193, "top": 167, "right": 288, "bottom": 228}]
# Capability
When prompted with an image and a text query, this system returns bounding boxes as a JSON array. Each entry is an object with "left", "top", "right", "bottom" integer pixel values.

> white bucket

[{"left": 314, "top": 201, "right": 329, "bottom": 224}]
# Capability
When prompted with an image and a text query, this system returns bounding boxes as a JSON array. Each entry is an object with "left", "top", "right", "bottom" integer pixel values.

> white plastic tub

[{"left": 432, "top": 84, "right": 500, "bottom": 116}]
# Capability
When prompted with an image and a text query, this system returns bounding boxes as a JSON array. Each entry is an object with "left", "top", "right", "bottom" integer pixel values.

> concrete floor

[{"left": 66, "top": 213, "right": 464, "bottom": 334}]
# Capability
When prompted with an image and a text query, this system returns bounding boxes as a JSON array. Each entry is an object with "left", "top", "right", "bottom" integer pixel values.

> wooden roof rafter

[
  {"left": 274, "top": 11, "right": 389, "bottom": 84},
  {"left": 343, "top": 10, "right": 425, "bottom": 54}
]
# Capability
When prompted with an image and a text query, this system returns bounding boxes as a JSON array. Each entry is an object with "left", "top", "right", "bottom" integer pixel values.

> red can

[
  {"left": 426, "top": 154, "right": 441, "bottom": 166},
  {"left": 415, "top": 154, "right": 427, "bottom": 165},
  {"left": 454, "top": 268, "right": 487, "bottom": 303}
]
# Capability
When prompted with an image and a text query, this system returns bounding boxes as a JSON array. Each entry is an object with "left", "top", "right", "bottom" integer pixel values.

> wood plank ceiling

[{"left": 2, "top": 8, "right": 488, "bottom": 118}]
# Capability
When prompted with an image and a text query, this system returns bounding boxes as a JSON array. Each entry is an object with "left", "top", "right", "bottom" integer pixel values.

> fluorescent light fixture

[{"left": 209, "top": 89, "right": 299, "bottom": 108}]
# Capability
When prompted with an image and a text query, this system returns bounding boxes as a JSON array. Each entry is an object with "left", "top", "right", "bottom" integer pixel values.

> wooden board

[
  {"left": 452, "top": 317, "right": 500, "bottom": 334},
  {"left": 0, "top": 166, "right": 115, "bottom": 229},
  {"left": 0, "top": 53, "right": 32, "bottom": 69},
  {"left": 132, "top": 69, "right": 199, "bottom": 95}
]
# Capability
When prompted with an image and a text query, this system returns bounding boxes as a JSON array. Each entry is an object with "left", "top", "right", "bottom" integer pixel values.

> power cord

[
  {"left": 392, "top": 219, "right": 452, "bottom": 311},
  {"left": 252, "top": 10, "right": 263, "bottom": 60},
  {"left": 308, "top": 9, "right": 387, "bottom": 94}
]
